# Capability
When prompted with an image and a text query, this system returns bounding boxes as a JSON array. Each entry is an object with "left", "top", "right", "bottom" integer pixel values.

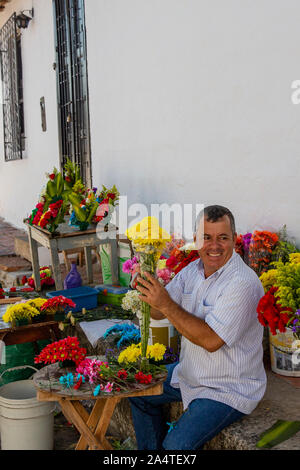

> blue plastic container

[{"left": 46, "top": 286, "right": 98, "bottom": 313}]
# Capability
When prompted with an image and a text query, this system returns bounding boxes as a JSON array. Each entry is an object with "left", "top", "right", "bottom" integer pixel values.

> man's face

[{"left": 194, "top": 215, "right": 237, "bottom": 277}]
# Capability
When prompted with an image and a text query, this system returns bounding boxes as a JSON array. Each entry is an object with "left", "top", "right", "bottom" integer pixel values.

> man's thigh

[
  {"left": 129, "top": 362, "right": 181, "bottom": 409},
  {"left": 163, "top": 398, "right": 245, "bottom": 450}
]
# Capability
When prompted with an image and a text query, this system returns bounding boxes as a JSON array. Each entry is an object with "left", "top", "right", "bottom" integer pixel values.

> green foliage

[
  {"left": 273, "top": 259, "right": 300, "bottom": 311},
  {"left": 271, "top": 225, "right": 300, "bottom": 264}
]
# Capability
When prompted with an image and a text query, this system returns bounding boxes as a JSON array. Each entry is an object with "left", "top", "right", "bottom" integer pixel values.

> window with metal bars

[
  {"left": 53, "top": 0, "right": 92, "bottom": 187},
  {"left": 0, "top": 13, "right": 25, "bottom": 161}
]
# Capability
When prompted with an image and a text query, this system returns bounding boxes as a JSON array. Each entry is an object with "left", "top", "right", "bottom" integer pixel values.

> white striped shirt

[{"left": 165, "top": 251, "right": 267, "bottom": 414}]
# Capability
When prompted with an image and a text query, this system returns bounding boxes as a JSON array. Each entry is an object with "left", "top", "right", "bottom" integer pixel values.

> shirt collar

[{"left": 197, "top": 250, "right": 238, "bottom": 280}]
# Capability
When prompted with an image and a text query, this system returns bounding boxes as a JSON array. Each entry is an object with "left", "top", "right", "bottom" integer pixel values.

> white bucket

[
  {"left": 269, "top": 327, "right": 300, "bottom": 377},
  {"left": 137, "top": 313, "right": 179, "bottom": 353},
  {"left": 0, "top": 366, "right": 55, "bottom": 450}
]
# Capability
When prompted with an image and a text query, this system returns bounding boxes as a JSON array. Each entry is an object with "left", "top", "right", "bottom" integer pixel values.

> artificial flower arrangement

[
  {"left": 40, "top": 295, "right": 76, "bottom": 321},
  {"left": 34, "top": 336, "right": 87, "bottom": 368},
  {"left": 125, "top": 217, "right": 171, "bottom": 371},
  {"left": 25, "top": 159, "right": 119, "bottom": 233},
  {"left": 235, "top": 226, "right": 299, "bottom": 276},
  {"left": 34, "top": 337, "right": 168, "bottom": 396},
  {"left": 3, "top": 299, "right": 44, "bottom": 326},
  {"left": 257, "top": 253, "right": 300, "bottom": 339},
  {"left": 22, "top": 266, "right": 55, "bottom": 290}
]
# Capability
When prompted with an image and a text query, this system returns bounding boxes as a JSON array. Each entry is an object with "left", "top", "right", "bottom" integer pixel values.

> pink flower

[{"left": 104, "top": 382, "right": 114, "bottom": 393}]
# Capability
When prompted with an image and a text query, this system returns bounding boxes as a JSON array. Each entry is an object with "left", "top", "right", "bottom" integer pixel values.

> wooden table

[
  {"left": 0, "top": 321, "right": 61, "bottom": 346},
  {"left": 26, "top": 223, "right": 119, "bottom": 291},
  {"left": 33, "top": 362, "right": 166, "bottom": 450}
]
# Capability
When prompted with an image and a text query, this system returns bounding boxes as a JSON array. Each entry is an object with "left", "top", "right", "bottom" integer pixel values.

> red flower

[
  {"left": 49, "top": 173, "right": 56, "bottom": 180},
  {"left": 9, "top": 287, "right": 16, "bottom": 292},
  {"left": 257, "top": 287, "right": 292, "bottom": 335},
  {"left": 174, "top": 251, "right": 200, "bottom": 275},
  {"left": 107, "top": 193, "right": 116, "bottom": 200},
  {"left": 0, "top": 289, "right": 5, "bottom": 299},
  {"left": 74, "top": 376, "right": 83, "bottom": 390},
  {"left": 135, "top": 371, "right": 152, "bottom": 385},
  {"left": 40, "top": 295, "right": 76, "bottom": 313},
  {"left": 21, "top": 276, "right": 28, "bottom": 285},
  {"left": 34, "top": 337, "right": 86, "bottom": 366},
  {"left": 117, "top": 369, "right": 128, "bottom": 380},
  {"left": 166, "top": 256, "right": 179, "bottom": 269},
  {"left": 65, "top": 176, "right": 71, "bottom": 183}
]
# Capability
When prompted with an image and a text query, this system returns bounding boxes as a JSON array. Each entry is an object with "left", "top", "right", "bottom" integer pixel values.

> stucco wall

[
  {"left": 0, "top": 0, "right": 300, "bottom": 243},
  {"left": 85, "top": 0, "right": 300, "bottom": 242}
]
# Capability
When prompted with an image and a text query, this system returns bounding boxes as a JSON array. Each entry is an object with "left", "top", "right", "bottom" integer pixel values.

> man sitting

[{"left": 129, "top": 205, "right": 266, "bottom": 450}]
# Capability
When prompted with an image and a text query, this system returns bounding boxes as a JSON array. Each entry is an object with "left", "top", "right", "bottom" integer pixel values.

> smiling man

[{"left": 129, "top": 205, "right": 267, "bottom": 450}]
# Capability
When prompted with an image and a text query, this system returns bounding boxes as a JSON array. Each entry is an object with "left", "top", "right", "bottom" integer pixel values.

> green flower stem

[{"left": 139, "top": 251, "right": 158, "bottom": 372}]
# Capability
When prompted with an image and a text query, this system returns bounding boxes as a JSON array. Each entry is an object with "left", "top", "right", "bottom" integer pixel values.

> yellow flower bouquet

[
  {"left": 125, "top": 217, "right": 170, "bottom": 371},
  {"left": 3, "top": 301, "right": 41, "bottom": 327}
]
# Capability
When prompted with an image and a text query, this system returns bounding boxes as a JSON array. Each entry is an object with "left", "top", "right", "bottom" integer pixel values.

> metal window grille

[
  {"left": 0, "top": 13, "right": 24, "bottom": 161},
  {"left": 53, "top": 0, "right": 92, "bottom": 186}
]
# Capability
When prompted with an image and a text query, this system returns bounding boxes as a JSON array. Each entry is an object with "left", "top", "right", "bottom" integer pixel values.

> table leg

[
  {"left": 27, "top": 226, "right": 41, "bottom": 291},
  {"left": 49, "top": 239, "right": 63, "bottom": 291},
  {"left": 84, "top": 246, "right": 93, "bottom": 284},
  {"left": 93, "top": 397, "right": 120, "bottom": 450},
  {"left": 75, "top": 399, "right": 108, "bottom": 450},
  {"left": 109, "top": 239, "right": 119, "bottom": 285},
  {"left": 59, "top": 399, "right": 104, "bottom": 450}
]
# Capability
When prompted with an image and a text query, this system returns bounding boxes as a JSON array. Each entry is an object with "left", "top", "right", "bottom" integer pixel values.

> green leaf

[{"left": 256, "top": 420, "right": 300, "bottom": 449}]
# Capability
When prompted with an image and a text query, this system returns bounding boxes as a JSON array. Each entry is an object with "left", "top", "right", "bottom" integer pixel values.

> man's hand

[{"left": 136, "top": 272, "right": 173, "bottom": 313}]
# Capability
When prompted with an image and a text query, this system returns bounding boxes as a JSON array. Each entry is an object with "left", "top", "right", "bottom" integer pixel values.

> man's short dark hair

[{"left": 195, "top": 205, "right": 236, "bottom": 236}]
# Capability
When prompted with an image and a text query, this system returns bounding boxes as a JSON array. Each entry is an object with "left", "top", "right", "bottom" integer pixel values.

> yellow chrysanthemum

[
  {"left": 118, "top": 344, "right": 142, "bottom": 364},
  {"left": 126, "top": 217, "right": 171, "bottom": 245},
  {"left": 259, "top": 269, "right": 278, "bottom": 293},
  {"left": 26, "top": 298, "right": 47, "bottom": 311},
  {"left": 289, "top": 253, "right": 300, "bottom": 264},
  {"left": 147, "top": 343, "right": 166, "bottom": 361},
  {"left": 3, "top": 303, "right": 40, "bottom": 323}
]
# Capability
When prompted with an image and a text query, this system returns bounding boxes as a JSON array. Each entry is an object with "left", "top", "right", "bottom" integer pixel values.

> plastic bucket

[
  {"left": 269, "top": 327, "right": 300, "bottom": 377},
  {"left": 0, "top": 366, "right": 55, "bottom": 450},
  {"left": 137, "top": 313, "right": 179, "bottom": 353}
]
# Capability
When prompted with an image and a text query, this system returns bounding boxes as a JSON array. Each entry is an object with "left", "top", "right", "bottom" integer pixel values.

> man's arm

[{"left": 137, "top": 273, "right": 225, "bottom": 353}]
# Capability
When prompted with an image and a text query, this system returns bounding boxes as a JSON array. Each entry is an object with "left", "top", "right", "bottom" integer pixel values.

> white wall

[
  {"left": 85, "top": 0, "right": 300, "bottom": 242},
  {"left": 1, "top": 0, "right": 300, "bottom": 244},
  {"left": 0, "top": 0, "right": 59, "bottom": 228}
]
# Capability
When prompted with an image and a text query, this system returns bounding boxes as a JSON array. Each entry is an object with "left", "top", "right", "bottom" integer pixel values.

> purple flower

[
  {"left": 242, "top": 233, "right": 252, "bottom": 252},
  {"left": 122, "top": 257, "right": 138, "bottom": 274}
]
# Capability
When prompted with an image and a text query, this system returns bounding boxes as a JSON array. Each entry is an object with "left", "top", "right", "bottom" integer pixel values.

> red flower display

[
  {"left": 34, "top": 336, "right": 86, "bottom": 366},
  {"left": 134, "top": 371, "right": 152, "bottom": 385},
  {"left": 40, "top": 295, "right": 76, "bottom": 314},
  {"left": 249, "top": 231, "right": 279, "bottom": 275},
  {"left": 117, "top": 369, "right": 128, "bottom": 380},
  {"left": 257, "top": 287, "right": 292, "bottom": 335},
  {"left": 174, "top": 250, "right": 200, "bottom": 275}
]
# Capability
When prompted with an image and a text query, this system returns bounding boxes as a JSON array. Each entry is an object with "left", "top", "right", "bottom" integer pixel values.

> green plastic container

[
  {"left": 0, "top": 340, "right": 51, "bottom": 385},
  {"left": 95, "top": 285, "right": 131, "bottom": 306}
]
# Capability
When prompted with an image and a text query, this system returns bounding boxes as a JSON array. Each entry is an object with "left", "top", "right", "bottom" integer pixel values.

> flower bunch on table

[
  {"left": 125, "top": 216, "right": 171, "bottom": 371},
  {"left": 22, "top": 266, "right": 55, "bottom": 290},
  {"left": 257, "top": 253, "right": 300, "bottom": 339},
  {"left": 2, "top": 301, "right": 41, "bottom": 325},
  {"left": 40, "top": 295, "right": 76, "bottom": 315},
  {"left": 34, "top": 336, "right": 87, "bottom": 367}
]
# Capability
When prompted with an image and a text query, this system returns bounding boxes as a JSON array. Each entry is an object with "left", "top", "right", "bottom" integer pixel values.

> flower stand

[
  {"left": 33, "top": 363, "right": 166, "bottom": 450},
  {"left": 26, "top": 222, "right": 119, "bottom": 291}
]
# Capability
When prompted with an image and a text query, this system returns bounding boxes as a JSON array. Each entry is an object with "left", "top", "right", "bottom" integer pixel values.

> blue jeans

[{"left": 129, "top": 363, "right": 245, "bottom": 450}]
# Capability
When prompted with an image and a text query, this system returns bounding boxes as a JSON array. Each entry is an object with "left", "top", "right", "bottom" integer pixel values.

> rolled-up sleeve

[{"left": 205, "top": 279, "right": 264, "bottom": 348}]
